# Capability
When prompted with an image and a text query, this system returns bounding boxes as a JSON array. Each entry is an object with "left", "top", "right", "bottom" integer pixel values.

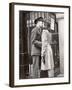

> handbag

[{"left": 41, "top": 55, "right": 45, "bottom": 64}]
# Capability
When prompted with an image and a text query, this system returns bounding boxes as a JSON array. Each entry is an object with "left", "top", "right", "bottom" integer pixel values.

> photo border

[{"left": 9, "top": 2, "right": 70, "bottom": 87}]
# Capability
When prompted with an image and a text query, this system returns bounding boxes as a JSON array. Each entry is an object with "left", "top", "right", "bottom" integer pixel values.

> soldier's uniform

[{"left": 31, "top": 26, "right": 42, "bottom": 78}]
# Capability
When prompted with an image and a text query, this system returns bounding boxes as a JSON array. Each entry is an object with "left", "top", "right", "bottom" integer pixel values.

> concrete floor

[{"left": 57, "top": 73, "right": 64, "bottom": 77}]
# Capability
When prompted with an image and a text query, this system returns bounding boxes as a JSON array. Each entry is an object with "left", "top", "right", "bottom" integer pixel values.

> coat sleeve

[
  {"left": 31, "top": 29, "right": 42, "bottom": 48},
  {"left": 41, "top": 30, "right": 48, "bottom": 56}
]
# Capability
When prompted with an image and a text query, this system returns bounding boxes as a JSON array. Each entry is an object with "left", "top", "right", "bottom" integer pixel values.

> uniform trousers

[{"left": 31, "top": 55, "right": 40, "bottom": 78}]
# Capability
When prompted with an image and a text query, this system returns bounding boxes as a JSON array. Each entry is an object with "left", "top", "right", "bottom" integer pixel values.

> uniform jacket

[{"left": 31, "top": 26, "right": 42, "bottom": 56}]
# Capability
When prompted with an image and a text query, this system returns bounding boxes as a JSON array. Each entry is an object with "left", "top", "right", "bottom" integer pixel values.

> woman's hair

[
  {"left": 43, "top": 22, "right": 50, "bottom": 29},
  {"left": 47, "top": 23, "right": 50, "bottom": 28}
]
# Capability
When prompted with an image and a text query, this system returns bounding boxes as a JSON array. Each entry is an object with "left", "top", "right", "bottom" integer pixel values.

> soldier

[{"left": 31, "top": 17, "right": 44, "bottom": 78}]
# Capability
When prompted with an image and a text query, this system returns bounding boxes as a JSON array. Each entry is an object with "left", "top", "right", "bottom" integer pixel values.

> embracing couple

[{"left": 31, "top": 17, "right": 54, "bottom": 78}]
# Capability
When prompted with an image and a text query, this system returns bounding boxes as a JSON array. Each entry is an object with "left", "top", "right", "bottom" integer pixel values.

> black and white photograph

[
  {"left": 9, "top": 3, "right": 70, "bottom": 87},
  {"left": 19, "top": 11, "right": 62, "bottom": 79}
]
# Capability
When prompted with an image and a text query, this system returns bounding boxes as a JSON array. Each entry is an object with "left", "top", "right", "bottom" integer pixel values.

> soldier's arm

[
  {"left": 31, "top": 30, "right": 42, "bottom": 48},
  {"left": 34, "top": 40, "right": 42, "bottom": 48}
]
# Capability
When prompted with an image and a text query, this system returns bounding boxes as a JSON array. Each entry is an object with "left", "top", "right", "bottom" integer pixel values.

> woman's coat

[{"left": 41, "top": 29, "right": 54, "bottom": 70}]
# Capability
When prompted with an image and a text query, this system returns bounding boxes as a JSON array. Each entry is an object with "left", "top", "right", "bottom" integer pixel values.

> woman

[{"left": 41, "top": 22, "right": 54, "bottom": 78}]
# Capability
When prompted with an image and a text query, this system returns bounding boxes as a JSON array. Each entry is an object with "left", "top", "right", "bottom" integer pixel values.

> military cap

[{"left": 34, "top": 17, "right": 44, "bottom": 24}]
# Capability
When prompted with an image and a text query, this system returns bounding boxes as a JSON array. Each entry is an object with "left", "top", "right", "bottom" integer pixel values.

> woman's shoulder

[{"left": 43, "top": 29, "right": 49, "bottom": 34}]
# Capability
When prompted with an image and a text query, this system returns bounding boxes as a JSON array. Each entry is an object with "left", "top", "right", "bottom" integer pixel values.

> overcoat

[{"left": 41, "top": 29, "right": 54, "bottom": 70}]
